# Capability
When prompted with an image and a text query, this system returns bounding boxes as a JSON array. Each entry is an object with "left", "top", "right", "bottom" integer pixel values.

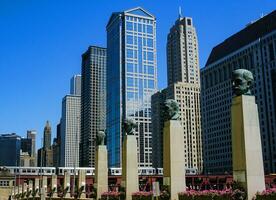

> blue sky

[{"left": 0, "top": 0, "right": 275, "bottom": 148}]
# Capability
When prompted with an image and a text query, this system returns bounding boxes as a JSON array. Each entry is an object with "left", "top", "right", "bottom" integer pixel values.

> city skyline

[{"left": 0, "top": 1, "right": 275, "bottom": 148}]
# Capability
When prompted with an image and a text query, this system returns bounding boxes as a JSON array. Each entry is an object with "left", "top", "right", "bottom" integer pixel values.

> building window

[
  {"left": 126, "top": 22, "right": 133, "bottom": 31},
  {"left": 127, "top": 35, "right": 133, "bottom": 44},
  {"left": 147, "top": 25, "right": 153, "bottom": 34}
]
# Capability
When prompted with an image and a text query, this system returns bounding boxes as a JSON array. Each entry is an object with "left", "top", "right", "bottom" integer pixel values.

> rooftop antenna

[
  {"left": 178, "top": 6, "right": 182, "bottom": 19},
  {"left": 260, "top": 12, "right": 264, "bottom": 18}
]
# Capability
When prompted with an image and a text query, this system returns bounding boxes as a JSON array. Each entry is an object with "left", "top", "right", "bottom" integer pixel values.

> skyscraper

[
  {"left": 43, "top": 121, "right": 51, "bottom": 149},
  {"left": 79, "top": 46, "right": 106, "bottom": 167},
  {"left": 201, "top": 10, "right": 276, "bottom": 174},
  {"left": 0, "top": 133, "right": 21, "bottom": 166},
  {"left": 38, "top": 121, "right": 53, "bottom": 167},
  {"left": 151, "top": 15, "right": 203, "bottom": 172},
  {"left": 60, "top": 98, "right": 81, "bottom": 167},
  {"left": 27, "top": 130, "right": 36, "bottom": 158},
  {"left": 106, "top": 7, "right": 157, "bottom": 167},
  {"left": 70, "top": 74, "right": 82, "bottom": 96}
]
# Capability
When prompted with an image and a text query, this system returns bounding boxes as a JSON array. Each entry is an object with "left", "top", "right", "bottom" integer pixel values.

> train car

[
  {"left": 57, "top": 167, "right": 95, "bottom": 176},
  {"left": 109, "top": 167, "right": 122, "bottom": 176},
  {"left": 5, "top": 166, "right": 56, "bottom": 176}
]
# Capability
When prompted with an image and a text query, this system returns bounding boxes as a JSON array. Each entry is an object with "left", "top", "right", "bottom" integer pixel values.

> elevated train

[{"left": 3, "top": 166, "right": 198, "bottom": 176}]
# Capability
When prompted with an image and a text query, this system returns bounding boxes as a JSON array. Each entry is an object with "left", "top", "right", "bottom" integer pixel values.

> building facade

[
  {"left": 60, "top": 95, "right": 81, "bottom": 167},
  {"left": 151, "top": 16, "right": 202, "bottom": 172},
  {"left": 79, "top": 46, "right": 106, "bottom": 167},
  {"left": 0, "top": 133, "right": 21, "bottom": 166},
  {"left": 106, "top": 7, "right": 157, "bottom": 167},
  {"left": 27, "top": 130, "right": 36, "bottom": 158},
  {"left": 70, "top": 74, "right": 82, "bottom": 96},
  {"left": 43, "top": 121, "right": 51, "bottom": 149},
  {"left": 201, "top": 10, "right": 276, "bottom": 174}
]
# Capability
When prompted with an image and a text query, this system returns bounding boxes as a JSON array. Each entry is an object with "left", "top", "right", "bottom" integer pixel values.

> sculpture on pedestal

[
  {"left": 164, "top": 99, "right": 180, "bottom": 120},
  {"left": 232, "top": 69, "right": 254, "bottom": 96},
  {"left": 123, "top": 118, "right": 137, "bottom": 135},
  {"left": 97, "top": 130, "right": 106, "bottom": 145}
]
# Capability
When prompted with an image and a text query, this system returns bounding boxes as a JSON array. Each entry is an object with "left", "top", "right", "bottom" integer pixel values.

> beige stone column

[
  {"left": 63, "top": 171, "right": 71, "bottom": 198},
  {"left": 78, "top": 169, "right": 86, "bottom": 199},
  {"left": 34, "top": 178, "right": 40, "bottom": 197},
  {"left": 41, "top": 176, "right": 47, "bottom": 200},
  {"left": 163, "top": 120, "right": 186, "bottom": 200},
  {"left": 27, "top": 180, "right": 33, "bottom": 198},
  {"left": 122, "top": 135, "right": 139, "bottom": 200},
  {"left": 231, "top": 95, "right": 265, "bottom": 200},
  {"left": 51, "top": 175, "right": 58, "bottom": 198},
  {"left": 95, "top": 145, "right": 108, "bottom": 200}
]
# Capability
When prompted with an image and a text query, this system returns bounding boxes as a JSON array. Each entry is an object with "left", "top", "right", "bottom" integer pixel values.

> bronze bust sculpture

[
  {"left": 96, "top": 130, "right": 106, "bottom": 146},
  {"left": 122, "top": 118, "right": 137, "bottom": 135},
  {"left": 232, "top": 69, "right": 254, "bottom": 96},
  {"left": 164, "top": 99, "right": 180, "bottom": 120}
]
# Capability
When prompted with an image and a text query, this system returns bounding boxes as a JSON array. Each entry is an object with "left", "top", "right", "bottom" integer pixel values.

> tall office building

[
  {"left": 38, "top": 121, "right": 53, "bottom": 167},
  {"left": 106, "top": 7, "right": 157, "bottom": 167},
  {"left": 60, "top": 97, "right": 81, "bottom": 166},
  {"left": 21, "top": 138, "right": 32, "bottom": 156},
  {"left": 0, "top": 133, "right": 21, "bottom": 166},
  {"left": 43, "top": 121, "right": 51, "bottom": 149},
  {"left": 27, "top": 130, "right": 36, "bottom": 158},
  {"left": 61, "top": 75, "right": 81, "bottom": 167},
  {"left": 201, "top": 10, "right": 276, "bottom": 174},
  {"left": 79, "top": 46, "right": 106, "bottom": 167},
  {"left": 70, "top": 75, "right": 82, "bottom": 96},
  {"left": 53, "top": 123, "right": 61, "bottom": 167},
  {"left": 151, "top": 16, "right": 202, "bottom": 172}
]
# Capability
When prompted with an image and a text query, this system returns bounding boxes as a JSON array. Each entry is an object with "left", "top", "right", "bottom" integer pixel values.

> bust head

[
  {"left": 232, "top": 69, "right": 254, "bottom": 96},
  {"left": 123, "top": 118, "right": 137, "bottom": 135},
  {"left": 164, "top": 99, "right": 180, "bottom": 120},
  {"left": 96, "top": 130, "right": 106, "bottom": 146}
]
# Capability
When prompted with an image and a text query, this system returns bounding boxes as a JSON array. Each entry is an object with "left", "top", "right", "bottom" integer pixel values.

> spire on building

[{"left": 178, "top": 6, "right": 183, "bottom": 19}]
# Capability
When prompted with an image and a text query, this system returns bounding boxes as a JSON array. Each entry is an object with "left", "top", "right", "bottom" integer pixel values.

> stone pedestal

[
  {"left": 231, "top": 95, "right": 265, "bottom": 200},
  {"left": 41, "top": 176, "right": 47, "bottom": 200},
  {"left": 34, "top": 178, "right": 40, "bottom": 197},
  {"left": 122, "top": 135, "right": 139, "bottom": 200},
  {"left": 95, "top": 145, "right": 108, "bottom": 200},
  {"left": 51, "top": 175, "right": 58, "bottom": 198},
  {"left": 163, "top": 120, "right": 186, "bottom": 200},
  {"left": 64, "top": 171, "right": 71, "bottom": 198},
  {"left": 78, "top": 169, "right": 86, "bottom": 198}
]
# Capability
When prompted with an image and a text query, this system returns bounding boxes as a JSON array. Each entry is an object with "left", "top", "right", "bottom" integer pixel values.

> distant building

[
  {"left": 27, "top": 130, "right": 36, "bottom": 158},
  {"left": 21, "top": 138, "right": 32, "bottom": 156},
  {"left": 52, "top": 123, "right": 61, "bottom": 168},
  {"left": 80, "top": 46, "right": 106, "bottom": 167},
  {"left": 37, "top": 121, "right": 53, "bottom": 167},
  {"left": 151, "top": 16, "right": 203, "bottom": 173},
  {"left": 106, "top": 7, "right": 157, "bottom": 167},
  {"left": 70, "top": 74, "right": 82, "bottom": 96},
  {"left": 0, "top": 133, "right": 21, "bottom": 166},
  {"left": 60, "top": 95, "right": 81, "bottom": 167},
  {"left": 20, "top": 150, "right": 35, "bottom": 167},
  {"left": 201, "top": 10, "right": 276, "bottom": 174},
  {"left": 37, "top": 147, "right": 53, "bottom": 167},
  {"left": 43, "top": 121, "right": 51, "bottom": 149}
]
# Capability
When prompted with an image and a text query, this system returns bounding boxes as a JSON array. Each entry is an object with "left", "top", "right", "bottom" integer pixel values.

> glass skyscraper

[{"left": 106, "top": 7, "right": 157, "bottom": 167}]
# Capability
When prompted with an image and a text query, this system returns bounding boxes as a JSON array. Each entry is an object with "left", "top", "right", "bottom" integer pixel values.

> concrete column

[
  {"left": 163, "top": 120, "right": 186, "bottom": 200},
  {"left": 51, "top": 175, "right": 58, "bottom": 198},
  {"left": 40, "top": 176, "right": 47, "bottom": 200},
  {"left": 231, "top": 95, "right": 265, "bottom": 200},
  {"left": 63, "top": 171, "right": 71, "bottom": 198},
  {"left": 95, "top": 145, "right": 108, "bottom": 200},
  {"left": 78, "top": 169, "right": 86, "bottom": 199},
  {"left": 34, "top": 178, "right": 40, "bottom": 197},
  {"left": 122, "top": 135, "right": 139, "bottom": 200},
  {"left": 27, "top": 180, "right": 33, "bottom": 198}
]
